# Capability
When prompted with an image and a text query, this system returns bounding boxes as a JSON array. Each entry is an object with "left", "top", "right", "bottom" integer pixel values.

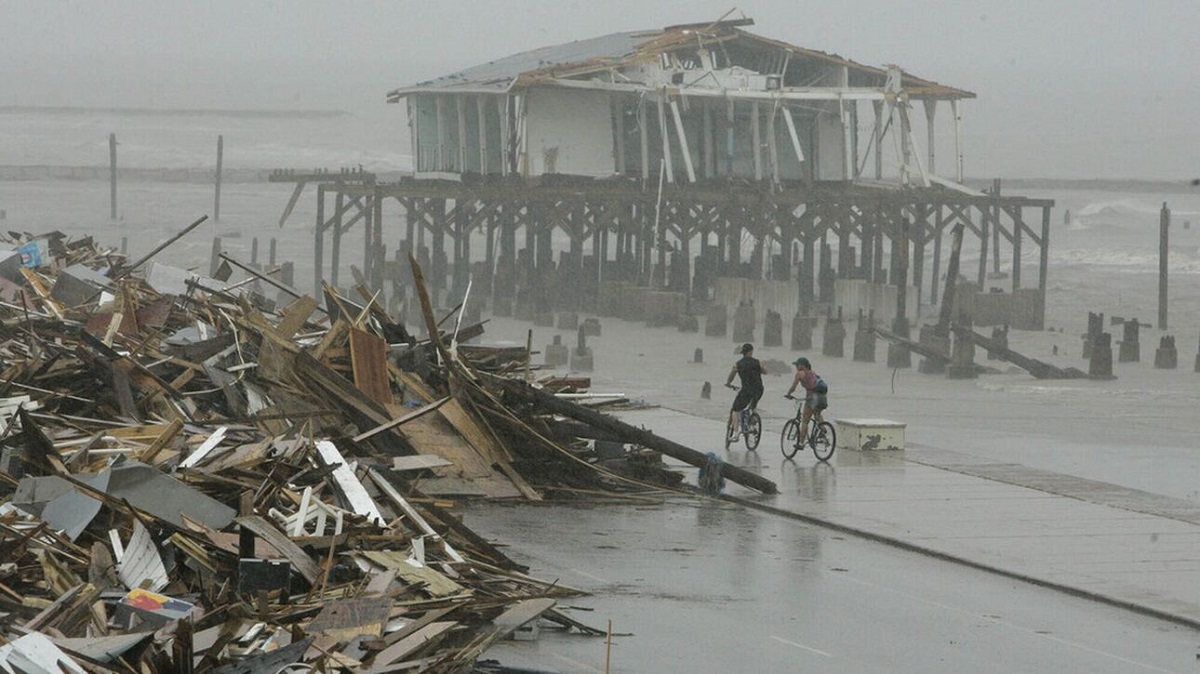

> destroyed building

[{"left": 280, "top": 17, "right": 1053, "bottom": 339}]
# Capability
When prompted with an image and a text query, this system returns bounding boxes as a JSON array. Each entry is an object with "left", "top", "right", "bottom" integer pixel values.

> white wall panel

[{"left": 525, "top": 88, "right": 614, "bottom": 177}]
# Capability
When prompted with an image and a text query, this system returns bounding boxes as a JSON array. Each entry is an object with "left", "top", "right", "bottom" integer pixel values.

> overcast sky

[{"left": 3, "top": 1, "right": 1197, "bottom": 180}]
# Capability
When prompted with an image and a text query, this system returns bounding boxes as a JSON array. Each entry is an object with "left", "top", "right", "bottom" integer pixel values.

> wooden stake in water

[
  {"left": 1159, "top": 202, "right": 1169, "bottom": 330},
  {"left": 605, "top": 618, "right": 612, "bottom": 674},
  {"left": 214, "top": 135, "right": 224, "bottom": 222},
  {"left": 109, "top": 133, "right": 118, "bottom": 220}
]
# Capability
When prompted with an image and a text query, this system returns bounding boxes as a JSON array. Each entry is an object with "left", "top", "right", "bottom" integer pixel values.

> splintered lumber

[
  {"left": 500, "top": 379, "right": 778, "bottom": 494},
  {"left": 953, "top": 326, "right": 1086, "bottom": 379},
  {"left": 234, "top": 515, "right": 323, "bottom": 584},
  {"left": 275, "top": 295, "right": 320, "bottom": 338},
  {"left": 135, "top": 417, "right": 183, "bottom": 465}
]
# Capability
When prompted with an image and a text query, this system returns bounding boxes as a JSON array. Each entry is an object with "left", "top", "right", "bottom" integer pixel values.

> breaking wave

[{"left": 1070, "top": 198, "right": 1200, "bottom": 231}]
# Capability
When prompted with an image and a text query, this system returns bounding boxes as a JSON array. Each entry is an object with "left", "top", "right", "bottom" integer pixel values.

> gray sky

[{"left": 4, "top": 0, "right": 1198, "bottom": 180}]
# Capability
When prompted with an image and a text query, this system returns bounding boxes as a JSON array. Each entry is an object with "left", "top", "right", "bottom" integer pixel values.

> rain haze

[
  {"left": 3, "top": 2, "right": 1200, "bottom": 672},
  {"left": 4, "top": 0, "right": 1200, "bottom": 179}
]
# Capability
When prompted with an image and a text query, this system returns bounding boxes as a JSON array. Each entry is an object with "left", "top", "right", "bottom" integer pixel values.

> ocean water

[
  {"left": 3, "top": 107, "right": 413, "bottom": 171},
  {"left": 3, "top": 107, "right": 1200, "bottom": 341}
]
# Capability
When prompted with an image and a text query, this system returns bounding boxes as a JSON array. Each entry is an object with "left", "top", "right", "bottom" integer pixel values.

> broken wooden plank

[
  {"left": 234, "top": 515, "right": 323, "bottom": 585},
  {"left": 366, "top": 468, "right": 464, "bottom": 564},
  {"left": 364, "top": 621, "right": 457, "bottom": 673},
  {"left": 349, "top": 327, "right": 393, "bottom": 406},
  {"left": 390, "top": 455, "right": 454, "bottom": 472},
  {"left": 359, "top": 551, "right": 463, "bottom": 598},
  {"left": 353, "top": 396, "right": 449, "bottom": 444},
  {"left": 179, "top": 426, "right": 228, "bottom": 469},
  {"left": 136, "top": 418, "right": 184, "bottom": 464},
  {"left": 306, "top": 597, "right": 393, "bottom": 641},
  {"left": 314, "top": 440, "right": 385, "bottom": 526},
  {"left": 452, "top": 598, "right": 557, "bottom": 664}
]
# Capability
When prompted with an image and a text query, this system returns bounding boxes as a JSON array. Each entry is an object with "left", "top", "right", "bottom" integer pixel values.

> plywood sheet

[{"left": 350, "top": 328, "right": 393, "bottom": 406}]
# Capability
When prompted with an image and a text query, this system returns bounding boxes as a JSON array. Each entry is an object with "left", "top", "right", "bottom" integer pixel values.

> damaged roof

[{"left": 387, "top": 17, "right": 974, "bottom": 101}]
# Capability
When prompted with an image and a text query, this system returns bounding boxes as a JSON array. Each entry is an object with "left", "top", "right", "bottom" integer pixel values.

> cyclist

[
  {"left": 784, "top": 357, "right": 828, "bottom": 442},
  {"left": 724, "top": 343, "right": 766, "bottom": 439}
]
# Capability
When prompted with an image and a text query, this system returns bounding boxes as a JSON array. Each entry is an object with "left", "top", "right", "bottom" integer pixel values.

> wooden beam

[
  {"left": 278, "top": 181, "right": 307, "bottom": 228},
  {"left": 500, "top": 378, "right": 778, "bottom": 494}
]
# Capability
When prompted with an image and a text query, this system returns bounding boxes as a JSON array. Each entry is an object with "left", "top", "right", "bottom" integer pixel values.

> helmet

[
  {"left": 793, "top": 357, "right": 811, "bottom": 369},
  {"left": 740, "top": 343, "right": 754, "bottom": 355}
]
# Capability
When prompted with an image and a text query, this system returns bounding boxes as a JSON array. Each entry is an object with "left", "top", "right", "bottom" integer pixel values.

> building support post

[
  {"left": 1038, "top": 205, "right": 1050, "bottom": 298},
  {"left": 977, "top": 202, "right": 989, "bottom": 288},
  {"left": 952, "top": 99, "right": 964, "bottom": 183},
  {"left": 1011, "top": 207, "right": 1022, "bottom": 293},
  {"left": 872, "top": 101, "right": 884, "bottom": 180},
  {"left": 314, "top": 184, "right": 325, "bottom": 297},
  {"left": 923, "top": 100, "right": 937, "bottom": 176},
  {"left": 931, "top": 207, "right": 945, "bottom": 305},
  {"left": 331, "top": 190, "right": 344, "bottom": 289}
]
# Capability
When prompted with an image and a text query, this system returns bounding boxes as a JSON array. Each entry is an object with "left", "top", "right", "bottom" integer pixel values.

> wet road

[{"left": 469, "top": 500, "right": 1197, "bottom": 673}]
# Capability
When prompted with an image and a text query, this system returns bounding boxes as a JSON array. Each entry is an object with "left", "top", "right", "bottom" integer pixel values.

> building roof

[
  {"left": 392, "top": 31, "right": 646, "bottom": 96},
  {"left": 387, "top": 19, "right": 974, "bottom": 102}
]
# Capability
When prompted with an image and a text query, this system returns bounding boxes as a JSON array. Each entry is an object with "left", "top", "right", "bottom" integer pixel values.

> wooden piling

[
  {"left": 1159, "top": 202, "right": 1169, "bottom": 330},
  {"left": 109, "top": 133, "right": 118, "bottom": 220},
  {"left": 214, "top": 135, "right": 223, "bottom": 222}
]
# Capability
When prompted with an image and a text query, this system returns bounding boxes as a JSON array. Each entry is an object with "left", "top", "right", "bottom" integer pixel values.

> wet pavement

[
  {"left": 478, "top": 312, "right": 1200, "bottom": 630},
  {"left": 469, "top": 497, "right": 1197, "bottom": 673},
  {"left": 623, "top": 406, "right": 1200, "bottom": 628}
]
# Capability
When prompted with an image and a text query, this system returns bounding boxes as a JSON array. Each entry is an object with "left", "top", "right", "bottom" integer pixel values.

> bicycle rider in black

[{"left": 725, "top": 343, "right": 766, "bottom": 435}]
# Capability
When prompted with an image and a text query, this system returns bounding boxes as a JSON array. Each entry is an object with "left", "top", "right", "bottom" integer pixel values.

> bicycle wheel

[
  {"left": 811, "top": 421, "right": 836, "bottom": 462},
  {"left": 724, "top": 418, "right": 737, "bottom": 450},
  {"left": 780, "top": 418, "right": 801, "bottom": 459},
  {"left": 744, "top": 412, "right": 762, "bottom": 451}
]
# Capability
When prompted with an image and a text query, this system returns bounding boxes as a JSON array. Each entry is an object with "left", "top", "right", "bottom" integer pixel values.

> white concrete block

[{"left": 836, "top": 418, "right": 906, "bottom": 451}]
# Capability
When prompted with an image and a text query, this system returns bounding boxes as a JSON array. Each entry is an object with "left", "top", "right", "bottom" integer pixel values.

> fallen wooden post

[
  {"left": 500, "top": 379, "right": 778, "bottom": 494},
  {"left": 952, "top": 325, "right": 1087, "bottom": 379}
]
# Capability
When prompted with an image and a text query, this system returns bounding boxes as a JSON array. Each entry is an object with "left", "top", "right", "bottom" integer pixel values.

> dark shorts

[
  {"left": 806, "top": 391, "right": 828, "bottom": 411},
  {"left": 731, "top": 387, "right": 763, "bottom": 412}
]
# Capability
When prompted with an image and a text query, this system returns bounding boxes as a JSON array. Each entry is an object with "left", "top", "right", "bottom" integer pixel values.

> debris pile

[{"left": 0, "top": 224, "right": 775, "bottom": 671}]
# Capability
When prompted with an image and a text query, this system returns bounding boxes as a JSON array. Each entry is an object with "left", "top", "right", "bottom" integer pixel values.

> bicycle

[
  {"left": 781, "top": 395, "right": 836, "bottom": 461},
  {"left": 724, "top": 385, "right": 762, "bottom": 451}
]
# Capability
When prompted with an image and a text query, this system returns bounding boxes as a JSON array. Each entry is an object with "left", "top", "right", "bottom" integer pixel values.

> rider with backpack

[{"left": 784, "top": 357, "right": 828, "bottom": 441}]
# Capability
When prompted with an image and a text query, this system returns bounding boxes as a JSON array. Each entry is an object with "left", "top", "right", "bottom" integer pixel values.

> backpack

[{"left": 813, "top": 376, "right": 829, "bottom": 394}]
